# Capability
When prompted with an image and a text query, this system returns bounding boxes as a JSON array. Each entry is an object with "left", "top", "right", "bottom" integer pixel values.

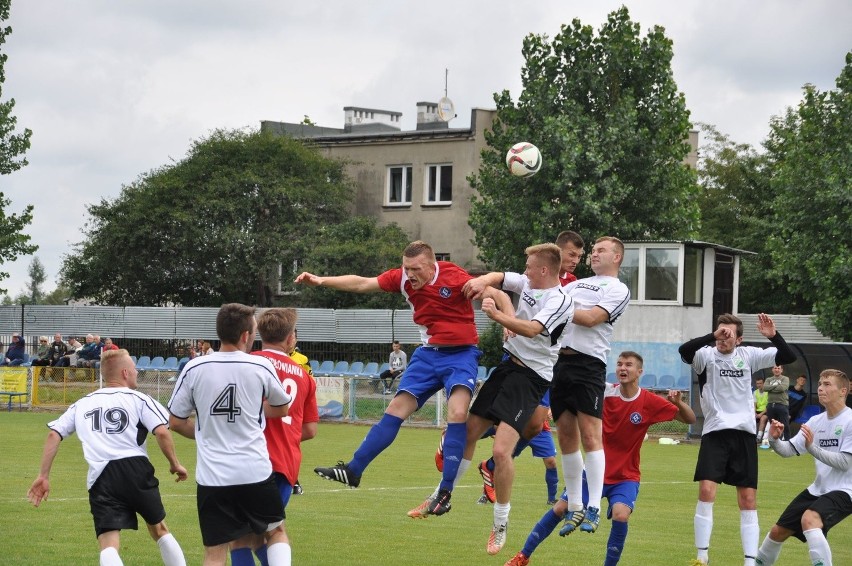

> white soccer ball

[{"left": 505, "top": 142, "right": 542, "bottom": 177}]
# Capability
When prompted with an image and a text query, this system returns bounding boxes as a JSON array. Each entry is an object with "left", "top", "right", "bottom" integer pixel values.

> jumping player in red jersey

[
  {"left": 229, "top": 308, "right": 318, "bottom": 566},
  {"left": 295, "top": 241, "right": 514, "bottom": 507},
  {"left": 503, "top": 351, "right": 696, "bottom": 566}
]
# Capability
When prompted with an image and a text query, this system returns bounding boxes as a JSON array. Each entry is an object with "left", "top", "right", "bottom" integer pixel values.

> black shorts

[
  {"left": 694, "top": 429, "right": 758, "bottom": 488},
  {"left": 88, "top": 456, "right": 166, "bottom": 538},
  {"left": 197, "top": 474, "right": 284, "bottom": 546},
  {"left": 469, "top": 360, "right": 550, "bottom": 436},
  {"left": 550, "top": 352, "right": 606, "bottom": 420},
  {"left": 776, "top": 489, "right": 852, "bottom": 542}
]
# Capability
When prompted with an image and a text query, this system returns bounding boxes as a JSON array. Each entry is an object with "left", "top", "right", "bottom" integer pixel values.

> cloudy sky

[{"left": 1, "top": 0, "right": 849, "bottom": 298}]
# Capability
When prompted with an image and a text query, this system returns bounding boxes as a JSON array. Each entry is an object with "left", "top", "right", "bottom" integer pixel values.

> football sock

[
  {"left": 695, "top": 501, "right": 714, "bottom": 563},
  {"left": 156, "top": 533, "right": 186, "bottom": 566},
  {"left": 561, "top": 451, "right": 584, "bottom": 509},
  {"left": 511, "top": 437, "right": 531, "bottom": 458},
  {"left": 604, "top": 519, "right": 628, "bottom": 566},
  {"left": 349, "top": 414, "right": 404, "bottom": 475},
  {"left": 804, "top": 528, "right": 832, "bottom": 566},
  {"left": 755, "top": 533, "right": 783, "bottom": 565},
  {"left": 100, "top": 547, "right": 123, "bottom": 566},
  {"left": 741, "top": 509, "right": 759, "bottom": 565},
  {"left": 545, "top": 467, "right": 559, "bottom": 502},
  {"left": 229, "top": 548, "right": 255, "bottom": 566},
  {"left": 440, "top": 422, "right": 467, "bottom": 491},
  {"left": 254, "top": 544, "right": 269, "bottom": 566},
  {"left": 494, "top": 501, "right": 511, "bottom": 526},
  {"left": 521, "top": 508, "right": 561, "bottom": 557},
  {"left": 584, "top": 449, "right": 605, "bottom": 510},
  {"left": 486, "top": 457, "right": 495, "bottom": 472},
  {"left": 266, "top": 542, "right": 292, "bottom": 566},
  {"left": 450, "top": 458, "right": 472, "bottom": 490}
]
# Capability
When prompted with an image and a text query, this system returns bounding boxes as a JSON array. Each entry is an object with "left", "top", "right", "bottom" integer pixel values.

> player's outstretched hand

[
  {"left": 756, "top": 313, "right": 777, "bottom": 339},
  {"left": 768, "top": 419, "right": 785, "bottom": 440},
  {"left": 666, "top": 390, "right": 683, "bottom": 404},
  {"left": 800, "top": 424, "right": 814, "bottom": 448},
  {"left": 481, "top": 297, "right": 498, "bottom": 318},
  {"left": 171, "top": 463, "right": 189, "bottom": 482},
  {"left": 462, "top": 278, "right": 488, "bottom": 299},
  {"left": 294, "top": 272, "right": 322, "bottom": 286},
  {"left": 27, "top": 477, "right": 50, "bottom": 507}
]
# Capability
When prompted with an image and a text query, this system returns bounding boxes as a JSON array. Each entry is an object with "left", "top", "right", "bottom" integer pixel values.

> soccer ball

[{"left": 506, "top": 142, "right": 542, "bottom": 177}]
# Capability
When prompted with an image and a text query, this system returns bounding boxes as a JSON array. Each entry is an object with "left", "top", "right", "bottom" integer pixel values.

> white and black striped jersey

[
  {"left": 502, "top": 272, "right": 574, "bottom": 382},
  {"left": 692, "top": 345, "right": 778, "bottom": 435},
  {"left": 48, "top": 387, "right": 170, "bottom": 489},
  {"left": 560, "top": 275, "right": 630, "bottom": 363},
  {"left": 168, "top": 350, "right": 292, "bottom": 487}
]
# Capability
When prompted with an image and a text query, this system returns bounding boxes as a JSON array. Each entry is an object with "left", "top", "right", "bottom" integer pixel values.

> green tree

[
  {"left": 61, "top": 129, "right": 355, "bottom": 306},
  {"left": 695, "top": 124, "right": 809, "bottom": 314},
  {"left": 0, "top": 0, "right": 36, "bottom": 293},
  {"left": 41, "top": 282, "right": 70, "bottom": 305},
  {"left": 293, "top": 216, "right": 410, "bottom": 309},
  {"left": 469, "top": 6, "right": 698, "bottom": 271},
  {"left": 25, "top": 256, "right": 46, "bottom": 303},
  {"left": 763, "top": 52, "right": 852, "bottom": 341}
]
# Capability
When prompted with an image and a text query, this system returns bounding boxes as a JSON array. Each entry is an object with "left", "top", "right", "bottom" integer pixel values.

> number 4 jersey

[{"left": 48, "top": 387, "right": 172, "bottom": 490}]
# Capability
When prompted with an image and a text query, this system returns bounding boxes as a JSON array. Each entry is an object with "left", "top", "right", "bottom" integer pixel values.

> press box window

[
  {"left": 387, "top": 166, "right": 412, "bottom": 205},
  {"left": 425, "top": 164, "right": 452, "bottom": 204}
]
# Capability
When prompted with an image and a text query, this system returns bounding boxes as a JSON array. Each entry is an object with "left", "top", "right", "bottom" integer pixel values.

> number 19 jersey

[{"left": 168, "top": 350, "right": 292, "bottom": 487}]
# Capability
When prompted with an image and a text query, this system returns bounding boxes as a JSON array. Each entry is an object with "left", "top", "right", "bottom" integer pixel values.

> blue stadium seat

[
  {"left": 309, "top": 360, "right": 320, "bottom": 374},
  {"left": 656, "top": 375, "right": 676, "bottom": 390},
  {"left": 345, "top": 361, "right": 364, "bottom": 377},
  {"left": 130, "top": 355, "right": 138, "bottom": 366},
  {"left": 676, "top": 375, "right": 691, "bottom": 390},
  {"left": 638, "top": 373, "right": 657, "bottom": 389},
  {"left": 606, "top": 372, "right": 618, "bottom": 384},
  {"left": 360, "top": 362, "right": 380, "bottom": 379},
  {"left": 794, "top": 405, "right": 822, "bottom": 424},
  {"left": 314, "top": 360, "right": 334, "bottom": 377},
  {"left": 135, "top": 356, "right": 151, "bottom": 371},
  {"left": 162, "top": 357, "right": 179, "bottom": 372},
  {"left": 376, "top": 362, "right": 390, "bottom": 376},
  {"left": 476, "top": 365, "right": 487, "bottom": 382},
  {"left": 330, "top": 361, "right": 349, "bottom": 376},
  {"left": 147, "top": 356, "right": 165, "bottom": 372},
  {"left": 177, "top": 357, "right": 189, "bottom": 366}
]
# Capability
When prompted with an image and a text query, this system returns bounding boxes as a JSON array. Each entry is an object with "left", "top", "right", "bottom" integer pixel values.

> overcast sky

[{"left": 1, "top": 0, "right": 849, "bottom": 298}]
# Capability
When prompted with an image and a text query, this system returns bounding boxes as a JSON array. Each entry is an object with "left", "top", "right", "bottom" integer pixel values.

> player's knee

[
  {"left": 147, "top": 521, "right": 169, "bottom": 540},
  {"left": 801, "top": 509, "right": 824, "bottom": 531}
]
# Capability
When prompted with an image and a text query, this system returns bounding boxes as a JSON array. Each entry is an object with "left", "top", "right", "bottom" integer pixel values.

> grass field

[{"left": 2, "top": 412, "right": 849, "bottom": 565}]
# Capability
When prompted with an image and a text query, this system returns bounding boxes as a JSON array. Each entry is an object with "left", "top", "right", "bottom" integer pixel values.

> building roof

[{"left": 624, "top": 239, "right": 757, "bottom": 256}]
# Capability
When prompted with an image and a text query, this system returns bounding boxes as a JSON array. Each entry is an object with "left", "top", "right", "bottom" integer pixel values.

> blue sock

[
  {"left": 254, "top": 544, "right": 268, "bottom": 566},
  {"left": 545, "top": 467, "right": 558, "bottom": 501},
  {"left": 350, "top": 414, "right": 404, "bottom": 475},
  {"left": 604, "top": 519, "right": 629, "bottom": 566},
  {"left": 512, "top": 437, "right": 531, "bottom": 458},
  {"left": 521, "top": 508, "right": 562, "bottom": 558},
  {"left": 229, "top": 547, "right": 255, "bottom": 566},
  {"left": 440, "top": 422, "right": 467, "bottom": 491},
  {"left": 486, "top": 457, "right": 495, "bottom": 472}
]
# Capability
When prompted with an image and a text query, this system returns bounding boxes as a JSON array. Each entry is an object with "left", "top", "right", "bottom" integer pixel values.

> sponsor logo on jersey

[
  {"left": 720, "top": 369, "right": 744, "bottom": 377},
  {"left": 522, "top": 292, "right": 536, "bottom": 307},
  {"left": 630, "top": 412, "right": 642, "bottom": 424},
  {"left": 439, "top": 286, "right": 451, "bottom": 298},
  {"left": 819, "top": 438, "right": 839, "bottom": 448},
  {"left": 576, "top": 283, "right": 601, "bottom": 292}
]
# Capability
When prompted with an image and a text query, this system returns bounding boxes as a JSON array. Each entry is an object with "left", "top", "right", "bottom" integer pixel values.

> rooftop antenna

[{"left": 437, "top": 68, "right": 456, "bottom": 122}]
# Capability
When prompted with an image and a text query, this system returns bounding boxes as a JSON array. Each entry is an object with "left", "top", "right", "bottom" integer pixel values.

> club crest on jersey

[
  {"left": 439, "top": 286, "right": 452, "bottom": 298},
  {"left": 835, "top": 426, "right": 843, "bottom": 436},
  {"left": 734, "top": 358, "right": 745, "bottom": 369},
  {"left": 630, "top": 412, "right": 642, "bottom": 424}
]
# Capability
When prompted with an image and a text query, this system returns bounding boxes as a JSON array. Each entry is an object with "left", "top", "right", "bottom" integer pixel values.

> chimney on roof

[
  {"left": 343, "top": 106, "right": 402, "bottom": 133},
  {"left": 416, "top": 101, "right": 448, "bottom": 131}
]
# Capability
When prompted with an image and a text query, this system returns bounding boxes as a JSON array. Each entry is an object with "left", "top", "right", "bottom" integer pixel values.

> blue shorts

[
  {"left": 398, "top": 345, "right": 481, "bottom": 408},
  {"left": 561, "top": 475, "right": 640, "bottom": 519},
  {"left": 527, "top": 428, "right": 557, "bottom": 458},
  {"left": 539, "top": 389, "right": 551, "bottom": 408}
]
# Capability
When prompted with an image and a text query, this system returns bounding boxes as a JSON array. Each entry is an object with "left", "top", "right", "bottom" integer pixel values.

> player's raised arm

[
  {"left": 666, "top": 389, "right": 697, "bottom": 424},
  {"left": 294, "top": 272, "right": 382, "bottom": 293}
]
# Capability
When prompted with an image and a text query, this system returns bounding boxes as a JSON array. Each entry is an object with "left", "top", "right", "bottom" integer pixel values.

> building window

[
  {"left": 683, "top": 247, "right": 704, "bottom": 306},
  {"left": 620, "top": 244, "right": 682, "bottom": 303},
  {"left": 435, "top": 253, "right": 451, "bottom": 261},
  {"left": 387, "top": 166, "right": 412, "bottom": 205},
  {"left": 425, "top": 164, "right": 452, "bottom": 204}
]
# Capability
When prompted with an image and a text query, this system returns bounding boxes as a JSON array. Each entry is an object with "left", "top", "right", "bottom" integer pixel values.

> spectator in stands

[
  {"left": 201, "top": 341, "right": 215, "bottom": 355},
  {"left": 754, "top": 378, "right": 769, "bottom": 446},
  {"left": 102, "top": 337, "right": 119, "bottom": 352},
  {"left": 1, "top": 334, "right": 27, "bottom": 366},
  {"left": 788, "top": 375, "right": 808, "bottom": 435},
  {"left": 56, "top": 338, "right": 83, "bottom": 367},
  {"left": 47, "top": 333, "right": 68, "bottom": 367},
  {"left": 764, "top": 365, "right": 791, "bottom": 440},
  {"left": 31, "top": 336, "right": 52, "bottom": 378},
  {"left": 76, "top": 334, "right": 101, "bottom": 368},
  {"left": 379, "top": 340, "right": 407, "bottom": 394}
]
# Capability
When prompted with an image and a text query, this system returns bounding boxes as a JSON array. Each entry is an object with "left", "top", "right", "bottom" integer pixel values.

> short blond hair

[
  {"left": 525, "top": 243, "right": 562, "bottom": 273},
  {"left": 100, "top": 349, "right": 132, "bottom": 379}
]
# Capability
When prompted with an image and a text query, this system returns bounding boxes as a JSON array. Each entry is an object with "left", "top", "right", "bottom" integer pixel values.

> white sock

[
  {"left": 741, "top": 510, "right": 759, "bottom": 565},
  {"left": 266, "top": 542, "right": 292, "bottom": 566},
  {"left": 757, "top": 431, "right": 763, "bottom": 441},
  {"left": 452, "top": 458, "right": 472, "bottom": 490},
  {"left": 803, "top": 528, "right": 832, "bottom": 566},
  {"left": 100, "top": 547, "right": 123, "bottom": 566},
  {"left": 756, "top": 533, "right": 783, "bottom": 565},
  {"left": 157, "top": 533, "right": 186, "bottom": 566},
  {"left": 584, "top": 449, "right": 605, "bottom": 510},
  {"left": 493, "top": 502, "right": 511, "bottom": 526},
  {"left": 561, "top": 451, "right": 584, "bottom": 510},
  {"left": 695, "top": 501, "right": 714, "bottom": 562}
]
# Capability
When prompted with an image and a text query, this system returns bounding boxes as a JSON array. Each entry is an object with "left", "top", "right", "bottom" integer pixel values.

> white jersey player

[
  {"left": 168, "top": 303, "right": 293, "bottom": 566},
  {"left": 678, "top": 313, "right": 796, "bottom": 566},
  {"left": 756, "top": 369, "right": 852, "bottom": 566},
  {"left": 28, "top": 349, "right": 188, "bottom": 566}
]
